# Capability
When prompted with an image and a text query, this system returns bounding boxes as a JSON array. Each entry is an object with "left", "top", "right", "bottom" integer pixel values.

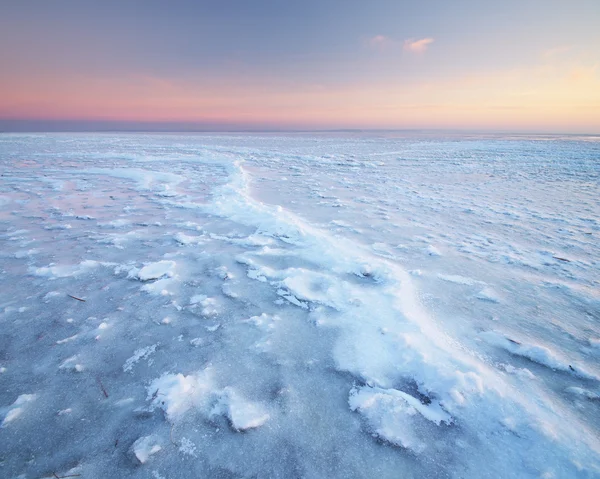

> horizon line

[{"left": 0, "top": 119, "right": 598, "bottom": 137}]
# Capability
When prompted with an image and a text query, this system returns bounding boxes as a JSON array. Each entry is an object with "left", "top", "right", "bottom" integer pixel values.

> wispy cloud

[
  {"left": 403, "top": 37, "right": 435, "bottom": 53},
  {"left": 365, "top": 35, "right": 394, "bottom": 50}
]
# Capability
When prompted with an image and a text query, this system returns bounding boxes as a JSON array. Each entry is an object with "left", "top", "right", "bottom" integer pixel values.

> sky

[{"left": 1, "top": 0, "right": 599, "bottom": 132}]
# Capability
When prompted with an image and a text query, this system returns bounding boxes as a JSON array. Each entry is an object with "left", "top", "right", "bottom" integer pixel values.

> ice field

[{"left": 0, "top": 132, "right": 599, "bottom": 478}]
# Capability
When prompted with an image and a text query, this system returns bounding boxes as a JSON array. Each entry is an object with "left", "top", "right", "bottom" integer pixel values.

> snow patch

[
  {"left": 243, "top": 313, "right": 280, "bottom": 332},
  {"left": 31, "top": 260, "right": 113, "bottom": 279},
  {"left": 123, "top": 344, "right": 158, "bottom": 372},
  {"left": 438, "top": 274, "right": 479, "bottom": 286}
]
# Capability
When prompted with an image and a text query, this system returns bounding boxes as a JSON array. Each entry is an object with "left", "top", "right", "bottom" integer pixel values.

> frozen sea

[{"left": 0, "top": 132, "right": 599, "bottom": 479}]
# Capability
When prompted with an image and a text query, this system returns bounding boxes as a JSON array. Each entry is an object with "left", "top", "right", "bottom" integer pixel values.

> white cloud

[{"left": 403, "top": 37, "right": 435, "bottom": 53}]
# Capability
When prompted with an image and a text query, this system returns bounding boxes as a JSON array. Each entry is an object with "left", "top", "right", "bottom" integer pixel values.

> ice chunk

[
  {"left": 141, "top": 277, "right": 177, "bottom": 295},
  {"left": 476, "top": 287, "right": 501, "bottom": 303},
  {"left": 14, "top": 249, "right": 39, "bottom": 259},
  {"left": 2, "top": 394, "right": 36, "bottom": 427},
  {"left": 147, "top": 371, "right": 269, "bottom": 431},
  {"left": 130, "top": 435, "right": 162, "bottom": 464},
  {"left": 137, "top": 261, "right": 176, "bottom": 281},
  {"left": 148, "top": 370, "right": 215, "bottom": 421},
  {"left": 59, "top": 355, "right": 84, "bottom": 372},
  {"left": 43, "top": 291, "right": 62, "bottom": 301},
  {"left": 174, "top": 232, "right": 204, "bottom": 245},
  {"left": 213, "top": 388, "right": 270, "bottom": 431}
]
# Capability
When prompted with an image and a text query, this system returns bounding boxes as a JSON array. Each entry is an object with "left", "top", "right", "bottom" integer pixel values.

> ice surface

[{"left": 1, "top": 132, "right": 599, "bottom": 478}]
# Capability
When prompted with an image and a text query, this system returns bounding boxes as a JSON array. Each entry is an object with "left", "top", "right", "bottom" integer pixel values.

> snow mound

[
  {"left": 147, "top": 371, "right": 269, "bottom": 431},
  {"left": 349, "top": 386, "right": 451, "bottom": 453},
  {"left": 148, "top": 370, "right": 215, "bottom": 420},
  {"left": 174, "top": 232, "right": 204, "bottom": 245},
  {"left": 482, "top": 331, "right": 598, "bottom": 380}
]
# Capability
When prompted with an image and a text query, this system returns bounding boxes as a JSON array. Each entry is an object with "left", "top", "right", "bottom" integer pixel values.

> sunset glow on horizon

[{"left": 1, "top": 0, "right": 599, "bottom": 132}]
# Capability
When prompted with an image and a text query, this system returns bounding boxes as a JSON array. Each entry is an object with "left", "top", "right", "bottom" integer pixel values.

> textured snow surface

[{"left": 1, "top": 132, "right": 600, "bottom": 478}]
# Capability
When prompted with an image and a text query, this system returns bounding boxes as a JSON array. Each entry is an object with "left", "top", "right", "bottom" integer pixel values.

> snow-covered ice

[{"left": 1, "top": 132, "right": 599, "bottom": 478}]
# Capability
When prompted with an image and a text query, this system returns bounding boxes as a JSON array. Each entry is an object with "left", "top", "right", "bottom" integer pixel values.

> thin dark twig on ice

[
  {"left": 67, "top": 294, "right": 86, "bottom": 302},
  {"left": 97, "top": 377, "right": 109, "bottom": 398}
]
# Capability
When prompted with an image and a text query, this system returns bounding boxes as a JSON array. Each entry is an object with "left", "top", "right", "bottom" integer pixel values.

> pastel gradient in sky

[{"left": 1, "top": 0, "right": 599, "bottom": 132}]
